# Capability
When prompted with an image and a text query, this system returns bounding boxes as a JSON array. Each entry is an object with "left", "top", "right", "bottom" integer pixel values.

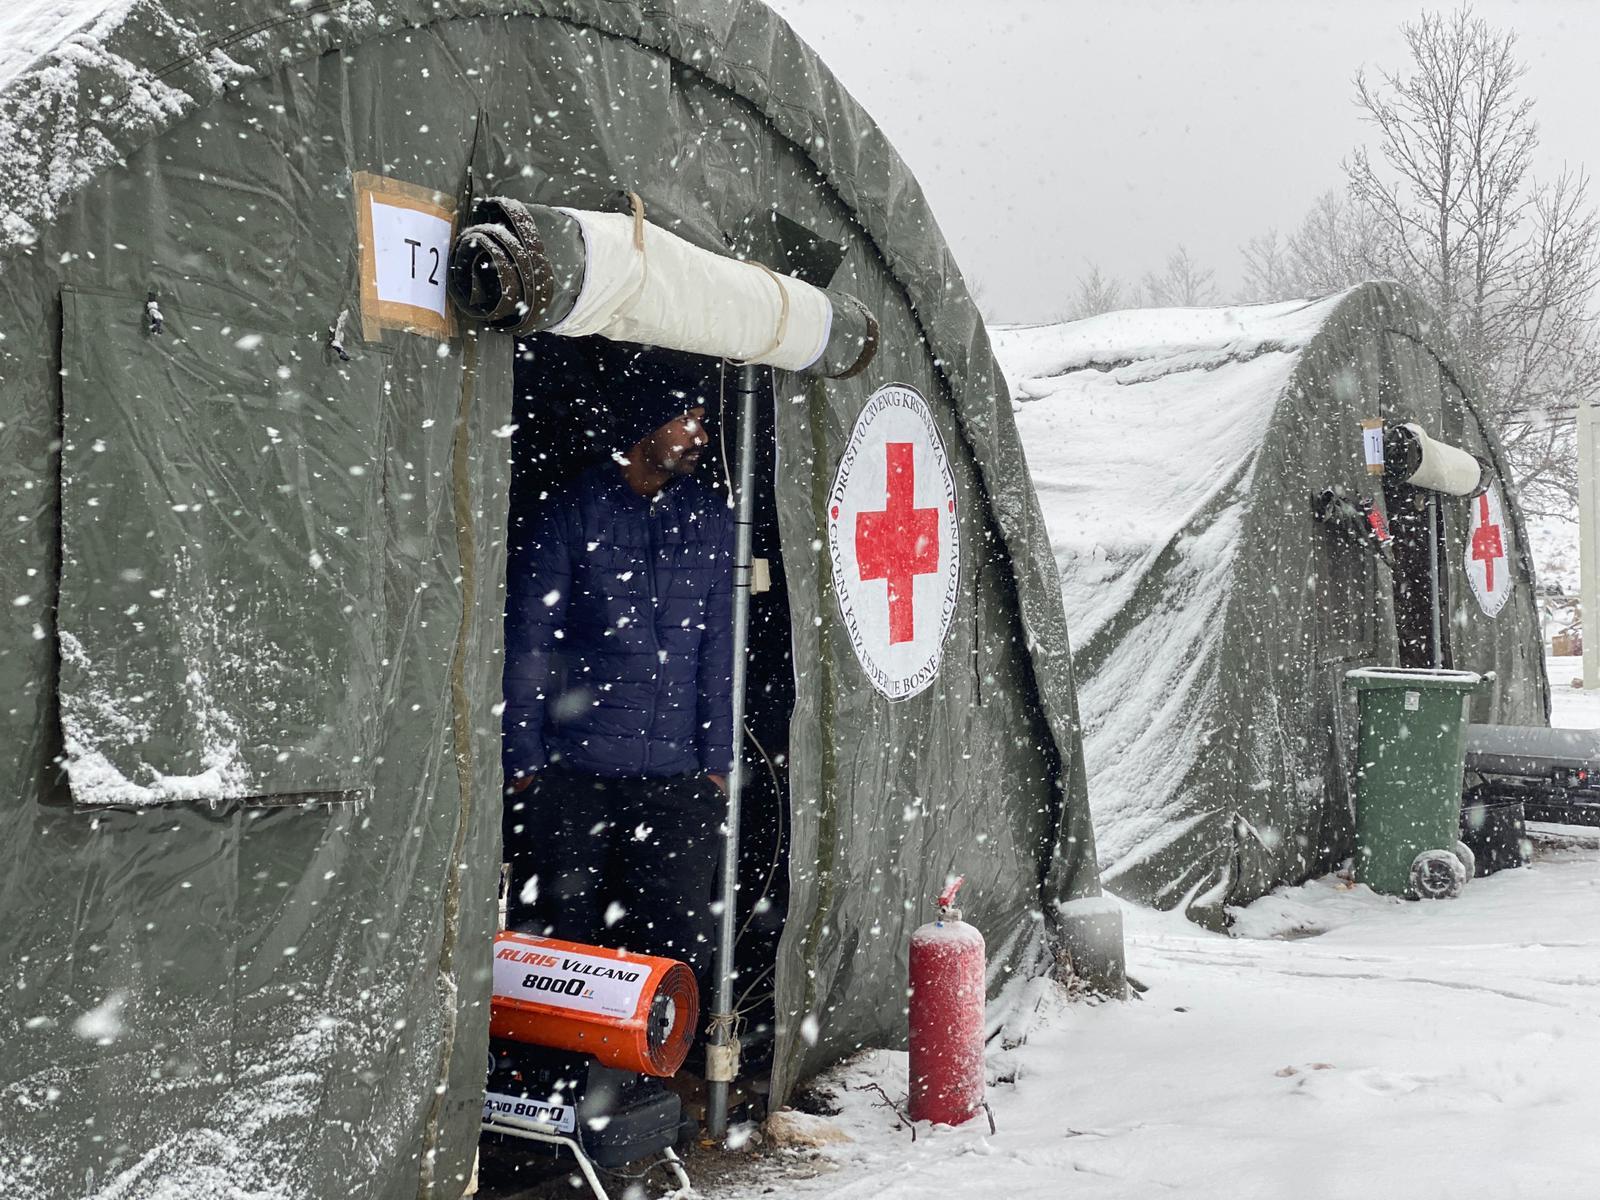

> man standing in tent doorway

[{"left": 502, "top": 343, "right": 733, "bottom": 998}]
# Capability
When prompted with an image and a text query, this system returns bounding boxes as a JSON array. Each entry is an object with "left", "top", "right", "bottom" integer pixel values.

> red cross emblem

[
  {"left": 1470, "top": 491, "right": 1504, "bottom": 591},
  {"left": 827, "top": 383, "right": 960, "bottom": 700},
  {"left": 855, "top": 442, "right": 940, "bottom": 644}
]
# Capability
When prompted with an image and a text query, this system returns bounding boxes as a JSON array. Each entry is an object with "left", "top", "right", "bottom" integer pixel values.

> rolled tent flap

[
  {"left": 448, "top": 197, "right": 572, "bottom": 333},
  {"left": 1386, "top": 421, "right": 1484, "bottom": 496},
  {"left": 449, "top": 197, "right": 878, "bottom": 378}
]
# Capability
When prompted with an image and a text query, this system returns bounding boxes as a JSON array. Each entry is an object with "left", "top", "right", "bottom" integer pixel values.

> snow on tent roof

[
  {"left": 995, "top": 295, "right": 1344, "bottom": 647},
  {"left": 0, "top": 0, "right": 130, "bottom": 89},
  {"left": 0, "top": 0, "right": 178, "bottom": 248},
  {"left": 995, "top": 283, "right": 1548, "bottom": 917}
]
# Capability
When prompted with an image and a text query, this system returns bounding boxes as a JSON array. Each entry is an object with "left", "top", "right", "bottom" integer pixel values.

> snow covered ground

[
  {"left": 711, "top": 663, "right": 1600, "bottom": 1200},
  {"left": 1527, "top": 515, "right": 1579, "bottom": 599},
  {"left": 1548, "top": 655, "right": 1597, "bottom": 722},
  {"left": 1529, "top": 515, "right": 1581, "bottom": 649}
]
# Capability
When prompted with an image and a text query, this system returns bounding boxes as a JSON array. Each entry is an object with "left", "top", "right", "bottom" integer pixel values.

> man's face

[{"left": 638, "top": 405, "right": 709, "bottom": 477}]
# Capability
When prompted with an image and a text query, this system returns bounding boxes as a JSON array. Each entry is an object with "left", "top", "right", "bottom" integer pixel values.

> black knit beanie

[{"left": 593, "top": 340, "right": 722, "bottom": 453}]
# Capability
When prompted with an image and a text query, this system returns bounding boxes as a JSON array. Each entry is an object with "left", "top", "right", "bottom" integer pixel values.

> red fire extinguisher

[{"left": 908, "top": 876, "right": 986, "bottom": 1126}]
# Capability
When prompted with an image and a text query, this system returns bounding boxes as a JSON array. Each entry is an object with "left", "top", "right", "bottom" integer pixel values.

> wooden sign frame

[{"left": 354, "top": 171, "right": 458, "bottom": 342}]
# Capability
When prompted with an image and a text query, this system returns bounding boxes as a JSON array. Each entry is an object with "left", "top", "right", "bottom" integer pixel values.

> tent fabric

[
  {"left": 58, "top": 288, "right": 386, "bottom": 807},
  {"left": 995, "top": 282, "right": 1550, "bottom": 917},
  {"left": 0, "top": 3, "right": 1116, "bottom": 1197}
]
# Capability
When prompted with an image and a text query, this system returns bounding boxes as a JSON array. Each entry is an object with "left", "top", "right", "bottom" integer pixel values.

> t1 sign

[{"left": 355, "top": 171, "right": 457, "bottom": 341}]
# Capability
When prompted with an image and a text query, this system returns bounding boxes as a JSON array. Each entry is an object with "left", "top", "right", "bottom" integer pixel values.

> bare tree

[
  {"left": 1286, "top": 191, "right": 1387, "bottom": 295},
  {"left": 1061, "top": 262, "right": 1127, "bottom": 321},
  {"left": 1346, "top": 8, "right": 1536, "bottom": 324},
  {"left": 1241, "top": 191, "right": 1388, "bottom": 302},
  {"left": 1343, "top": 6, "right": 1600, "bottom": 514},
  {"left": 1240, "top": 229, "right": 1295, "bottom": 301},
  {"left": 1142, "top": 245, "right": 1217, "bottom": 307},
  {"left": 1493, "top": 172, "right": 1600, "bottom": 516}
]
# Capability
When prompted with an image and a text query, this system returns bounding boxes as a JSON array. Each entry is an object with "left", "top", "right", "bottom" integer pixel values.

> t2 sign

[
  {"left": 355, "top": 171, "right": 457, "bottom": 341},
  {"left": 378, "top": 215, "right": 446, "bottom": 297}
]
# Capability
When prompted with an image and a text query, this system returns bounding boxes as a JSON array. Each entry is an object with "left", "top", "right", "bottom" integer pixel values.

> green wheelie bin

[{"left": 1346, "top": 667, "right": 1483, "bottom": 899}]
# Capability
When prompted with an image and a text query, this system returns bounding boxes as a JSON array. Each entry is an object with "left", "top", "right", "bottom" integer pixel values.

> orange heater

[{"left": 489, "top": 931, "right": 699, "bottom": 1077}]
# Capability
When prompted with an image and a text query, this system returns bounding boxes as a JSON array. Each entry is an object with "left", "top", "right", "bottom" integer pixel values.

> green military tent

[
  {"left": 0, "top": 2, "right": 1123, "bottom": 1196},
  {"left": 994, "top": 282, "right": 1550, "bottom": 919}
]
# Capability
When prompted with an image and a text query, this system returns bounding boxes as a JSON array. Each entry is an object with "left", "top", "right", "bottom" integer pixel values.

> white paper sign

[
  {"left": 354, "top": 172, "right": 456, "bottom": 340},
  {"left": 493, "top": 939, "right": 650, "bottom": 1020},
  {"left": 370, "top": 197, "right": 451, "bottom": 318},
  {"left": 1362, "top": 422, "right": 1385, "bottom": 469},
  {"left": 826, "top": 384, "right": 961, "bottom": 701}
]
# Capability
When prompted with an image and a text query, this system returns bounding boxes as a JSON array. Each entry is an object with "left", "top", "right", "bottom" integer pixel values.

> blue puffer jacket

[{"left": 503, "top": 463, "right": 734, "bottom": 780}]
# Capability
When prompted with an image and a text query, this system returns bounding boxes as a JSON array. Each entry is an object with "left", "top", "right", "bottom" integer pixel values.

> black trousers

[{"left": 503, "top": 771, "right": 724, "bottom": 995}]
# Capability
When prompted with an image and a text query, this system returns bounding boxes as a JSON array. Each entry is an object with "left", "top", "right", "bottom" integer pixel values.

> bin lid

[{"left": 1344, "top": 666, "right": 1483, "bottom": 692}]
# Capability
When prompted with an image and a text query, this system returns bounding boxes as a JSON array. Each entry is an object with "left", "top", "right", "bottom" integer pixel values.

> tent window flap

[{"left": 56, "top": 288, "right": 382, "bottom": 809}]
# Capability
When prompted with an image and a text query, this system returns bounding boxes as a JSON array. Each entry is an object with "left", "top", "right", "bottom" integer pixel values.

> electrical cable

[
  {"left": 735, "top": 724, "right": 786, "bottom": 949},
  {"left": 598, "top": 1153, "right": 689, "bottom": 1185},
  {"left": 732, "top": 962, "right": 777, "bottom": 1016}
]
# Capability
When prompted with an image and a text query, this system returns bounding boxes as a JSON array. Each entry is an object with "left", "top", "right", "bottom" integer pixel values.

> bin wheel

[
  {"left": 1409, "top": 850, "right": 1466, "bottom": 900},
  {"left": 1452, "top": 840, "right": 1477, "bottom": 883}
]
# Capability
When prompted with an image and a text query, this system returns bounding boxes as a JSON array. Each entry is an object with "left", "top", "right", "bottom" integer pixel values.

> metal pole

[
  {"left": 1580, "top": 399, "right": 1599, "bottom": 690},
  {"left": 707, "top": 362, "right": 760, "bottom": 1139},
  {"left": 1428, "top": 493, "right": 1443, "bottom": 669}
]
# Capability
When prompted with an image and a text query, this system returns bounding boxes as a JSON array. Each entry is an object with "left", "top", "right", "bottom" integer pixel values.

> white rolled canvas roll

[
  {"left": 549, "top": 207, "right": 832, "bottom": 371},
  {"left": 1398, "top": 422, "right": 1481, "bottom": 496}
]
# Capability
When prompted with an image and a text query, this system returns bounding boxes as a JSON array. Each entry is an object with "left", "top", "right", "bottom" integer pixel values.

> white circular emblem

[
  {"left": 826, "top": 384, "right": 960, "bottom": 701},
  {"left": 1464, "top": 481, "right": 1512, "bottom": 617}
]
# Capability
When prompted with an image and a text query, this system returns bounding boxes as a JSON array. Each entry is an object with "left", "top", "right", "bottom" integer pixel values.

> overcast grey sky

[{"left": 765, "top": 0, "right": 1600, "bottom": 323}]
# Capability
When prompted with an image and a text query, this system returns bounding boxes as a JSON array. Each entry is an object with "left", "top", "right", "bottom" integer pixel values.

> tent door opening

[
  {"left": 1383, "top": 480, "right": 1450, "bottom": 669},
  {"left": 502, "top": 333, "right": 794, "bottom": 1073}
]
